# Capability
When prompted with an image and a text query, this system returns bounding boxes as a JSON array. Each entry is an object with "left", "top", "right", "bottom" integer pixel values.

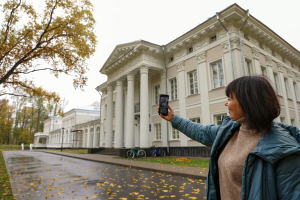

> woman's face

[{"left": 225, "top": 93, "right": 244, "bottom": 121}]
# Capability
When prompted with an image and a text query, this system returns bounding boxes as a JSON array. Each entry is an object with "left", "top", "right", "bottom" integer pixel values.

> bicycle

[
  {"left": 126, "top": 146, "right": 146, "bottom": 158},
  {"left": 150, "top": 146, "right": 166, "bottom": 157}
]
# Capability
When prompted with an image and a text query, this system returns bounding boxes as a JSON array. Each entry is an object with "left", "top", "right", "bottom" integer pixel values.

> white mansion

[{"left": 34, "top": 4, "right": 300, "bottom": 150}]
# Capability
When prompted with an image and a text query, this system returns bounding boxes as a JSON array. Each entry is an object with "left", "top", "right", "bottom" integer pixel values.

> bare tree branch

[
  {"left": 12, "top": 67, "right": 67, "bottom": 74},
  {"left": 0, "top": 93, "right": 29, "bottom": 98}
]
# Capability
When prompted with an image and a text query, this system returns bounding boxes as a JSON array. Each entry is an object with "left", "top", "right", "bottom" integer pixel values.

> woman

[{"left": 159, "top": 76, "right": 300, "bottom": 200}]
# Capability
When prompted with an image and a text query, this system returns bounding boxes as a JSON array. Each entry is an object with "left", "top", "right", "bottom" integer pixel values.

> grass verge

[
  {"left": 0, "top": 151, "right": 14, "bottom": 200},
  {"left": 0, "top": 145, "right": 21, "bottom": 150},
  {"left": 116, "top": 157, "right": 209, "bottom": 168},
  {"left": 47, "top": 149, "right": 88, "bottom": 154}
]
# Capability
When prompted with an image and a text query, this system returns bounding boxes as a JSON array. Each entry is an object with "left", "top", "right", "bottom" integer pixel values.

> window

[
  {"left": 284, "top": 77, "right": 291, "bottom": 98},
  {"left": 291, "top": 119, "right": 295, "bottom": 126},
  {"left": 245, "top": 60, "right": 253, "bottom": 75},
  {"left": 211, "top": 35, "right": 217, "bottom": 42},
  {"left": 112, "top": 131, "right": 115, "bottom": 143},
  {"left": 293, "top": 82, "right": 300, "bottom": 101},
  {"left": 85, "top": 129, "right": 88, "bottom": 147},
  {"left": 170, "top": 78, "right": 177, "bottom": 100},
  {"left": 172, "top": 127, "right": 180, "bottom": 140},
  {"left": 188, "top": 70, "right": 198, "bottom": 94},
  {"left": 154, "top": 124, "right": 161, "bottom": 140},
  {"left": 190, "top": 117, "right": 201, "bottom": 124},
  {"left": 211, "top": 61, "right": 224, "bottom": 88},
  {"left": 215, "top": 114, "right": 226, "bottom": 125},
  {"left": 244, "top": 33, "right": 249, "bottom": 40},
  {"left": 89, "top": 128, "right": 93, "bottom": 147},
  {"left": 113, "top": 102, "right": 115, "bottom": 116},
  {"left": 280, "top": 117, "right": 285, "bottom": 124},
  {"left": 273, "top": 72, "right": 281, "bottom": 95},
  {"left": 170, "top": 56, "right": 174, "bottom": 62},
  {"left": 261, "top": 66, "right": 267, "bottom": 77},
  {"left": 154, "top": 85, "right": 160, "bottom": 104},
  {"left": 188, "top": 47, "right": 193, "bottom": 53},
  {"left": 96, "top": 127, "right": 100, "bottom": 146}
]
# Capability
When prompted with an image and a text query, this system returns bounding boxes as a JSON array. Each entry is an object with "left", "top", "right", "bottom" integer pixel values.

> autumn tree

[
  {"left": 0, "top": 99, "right": 15, "bottom": 144},
  {"left": 0, "top": 0, "right": 97, "bottom": 97}
]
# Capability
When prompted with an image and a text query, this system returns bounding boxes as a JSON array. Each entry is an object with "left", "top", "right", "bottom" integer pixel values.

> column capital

[
  {"left": 221, "top": 41, "right": 229, "bottom": 53},
  {"left": 140, "top": 66, "right": 149, "bottom": 74},
  {"left": 230, "top": 37, "right": 239, "bottom": 50},
  {"left": 265, "top": 55, "right": 273, "bottom": 67},
  {"left": 127, "top": 73, "right": 135, "bottom": 81},
  {"left": 116, "top": 80, "right": 123, "bottom": 86},
  {"left": 107, "top": 85, "right": 113, "bottom": 91},
  {"left": 196, "top": 51, "right": 206, "bottom": 64},
  {"left": 287, "top": 68, "right": 293, "bottom": 78},
  {"left": 160, "top": 72, "right": 166, "bottom": 80},
  {"left": 277, "top": 62, "right": 284, "bottom": 73},
  {"left": 176, "top": 61, "right": 185, "bottom": 72},
  {"left": 251, "top": 47, "right": 260, "bottom": 60}
]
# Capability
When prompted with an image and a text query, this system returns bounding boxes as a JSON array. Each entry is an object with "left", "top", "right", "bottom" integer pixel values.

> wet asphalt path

[{"left": 3, "top": 151, "right": 206, "bottom": 200}]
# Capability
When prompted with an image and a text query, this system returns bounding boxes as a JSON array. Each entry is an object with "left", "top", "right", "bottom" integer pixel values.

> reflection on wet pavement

[{"left": 3, "top": 151, "right": 206, "bottom": 200}]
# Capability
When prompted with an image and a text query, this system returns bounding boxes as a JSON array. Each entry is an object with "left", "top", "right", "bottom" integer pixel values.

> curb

[{"left": 38, "top": 150, "right": 208, "bottom": 180}]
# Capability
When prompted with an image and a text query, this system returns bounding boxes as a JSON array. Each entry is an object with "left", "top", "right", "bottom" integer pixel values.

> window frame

[
  {"left": 291, "top": 118, "right": 296, "bottom": 126},
  {"left": 213, "top": 113, "right": 227, "bottom": 125},
  {"left": 170, "top": 124, "right": 180, "bottom": 140},
  {"left": 273, "top": 72, "right": 282, "bottom": 95},
  {"left": 260, "top": 65, "right": 268, "bottom": 77},
  {"left": 211, "top": 35, "right": 217, "bottom": 42},
  {"left": 293, "top": 81, "right": 300, "bottom": 102},
  {"left": 169, "top": 77, "right": 178, "bottom": 100},
  {"left": 153, "top": 84, "right": 160, "bottom": 105},
  {"left": 187, "top": 46, "right": 194, "bottom": 53},
  {"left": 245, "top": 59, "right": 253, "bottom": 76},
  {"left": 284, "top": 77, "right": 292, "bottom": 99},
  {"left": 154, "top": 123, "right": 161, "bottom": 141},
  {"left": 280, "top": 117, "right": 286, "bottom": 124},
  {"left": 210, "top": 60, "right": 225, "bottom": 89},
  {"left": 187, "top": 69, "right": 199, "bottom": 95}
]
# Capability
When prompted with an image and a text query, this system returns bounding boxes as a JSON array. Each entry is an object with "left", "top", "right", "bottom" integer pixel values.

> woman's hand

[{"left": 157, "top": 105, "right": 174, "bottom": 122}]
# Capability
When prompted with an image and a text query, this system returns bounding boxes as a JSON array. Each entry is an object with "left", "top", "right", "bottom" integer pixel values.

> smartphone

[{"left": 159, "top": 94, "right": 169, "bottom": 116}]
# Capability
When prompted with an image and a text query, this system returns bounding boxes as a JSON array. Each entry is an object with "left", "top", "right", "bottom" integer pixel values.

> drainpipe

[
  {"left": 162, "top": 45, "right": 170, "bottom": 155},
  {"left": 216, "top": 12, "right": 235, "bottom": 80},
  {"left": 238, "top": 9, "right": 250, "bottom": 76}
]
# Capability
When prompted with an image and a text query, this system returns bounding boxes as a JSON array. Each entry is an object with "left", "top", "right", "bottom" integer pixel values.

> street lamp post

[{"left": 61, "top": 128, "right": 64, "bottom": 152}]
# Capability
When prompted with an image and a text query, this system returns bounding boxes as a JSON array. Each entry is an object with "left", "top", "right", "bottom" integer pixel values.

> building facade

[
  {"left": 33, "top": 107, "right": 100, "bottom": 148},
  {"left": 96, "top": 4, "right": 300, "bottom": 149}
]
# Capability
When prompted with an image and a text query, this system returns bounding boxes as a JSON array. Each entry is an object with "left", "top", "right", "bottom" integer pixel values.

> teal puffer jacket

[{"left": 171, "top": 115, "right": 300, "bottom": 200}]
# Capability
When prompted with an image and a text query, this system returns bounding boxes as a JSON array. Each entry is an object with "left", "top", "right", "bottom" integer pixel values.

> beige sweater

[{"left": 218, "top": 118, "right": 264, "bottom": 200}]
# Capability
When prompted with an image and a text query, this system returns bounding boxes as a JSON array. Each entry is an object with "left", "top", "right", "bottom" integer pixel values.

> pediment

[{"left": 100, "top": 40, "right": 162, "bottom": 74}]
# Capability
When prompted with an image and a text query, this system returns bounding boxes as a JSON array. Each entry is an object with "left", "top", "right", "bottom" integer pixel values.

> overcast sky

[{"left": 2, "top": 0, "right": 300, "bottom": 112}]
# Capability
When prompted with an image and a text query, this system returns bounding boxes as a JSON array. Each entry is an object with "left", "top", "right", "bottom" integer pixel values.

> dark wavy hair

[{"left": 225, "top": 76, "right": 280, "bottom": 133}]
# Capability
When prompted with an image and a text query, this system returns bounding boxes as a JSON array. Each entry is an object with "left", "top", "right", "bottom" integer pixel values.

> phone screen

[{"left": 159, "top": 94, "right": 169, "bottom": 116}]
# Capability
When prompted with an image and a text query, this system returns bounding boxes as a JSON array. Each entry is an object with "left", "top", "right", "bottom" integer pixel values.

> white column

[
  {"left": 125, "top": 73, "right": 135, "bottom": 148},
  {"left": 140, "top": 66, "right": 150, "bottom": 148},
  {"left": 278, "top": 63, "right": 291, "bottom": 124},
  {"left": 197, "top": 51, "right": 211, "bottom": 125},
  {"left": 87, "top": 126, "right": 91, "bottom": 147},
  {"left": 134, "top": 83, "right": 140, "bottom": 148},
  {"left": 115, "top": 80, "right": 124, "bottom": 148},
  {"left": 288, "top": 70, "right": 299, "bottom": 127},
  {"left": 266, "top": 56, "right": 280, "bottom": 122},
  {"left": 123, "top": 86, "right": 127, "bottom": 148},
  {"left": 160, "top": 72, "right": 168, "bottom": 146},
  {"left": 222, "top": 41, "right": 234, "bottom": 83},
  {"left": 93, "top": 123, "right": 97, "bottom": 147},
  {"left": 177, "top": 61, "right": 188, "bottom": 146},
  {"left": 105, "top": 85, "right": 113, "bottom": 147},
  {"left": 252, "top": 47, "right": 262, "bottom": 75},
  {"left": 100, "top": 100, "right": 105, "bottom": 147}
]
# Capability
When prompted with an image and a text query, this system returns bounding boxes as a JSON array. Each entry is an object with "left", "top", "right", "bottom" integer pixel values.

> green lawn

[
  {"left": 0, "top": 145, "right": 21, "bottom": 150},
  {"left": 47, "top": 149, "right": 88, "bottom": 154},
  {"left": 117, "top": 157, "right": 209, "bottom": 168},
  {"left": 0, "top": 151, "right": 14, "bottom": 200}
]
